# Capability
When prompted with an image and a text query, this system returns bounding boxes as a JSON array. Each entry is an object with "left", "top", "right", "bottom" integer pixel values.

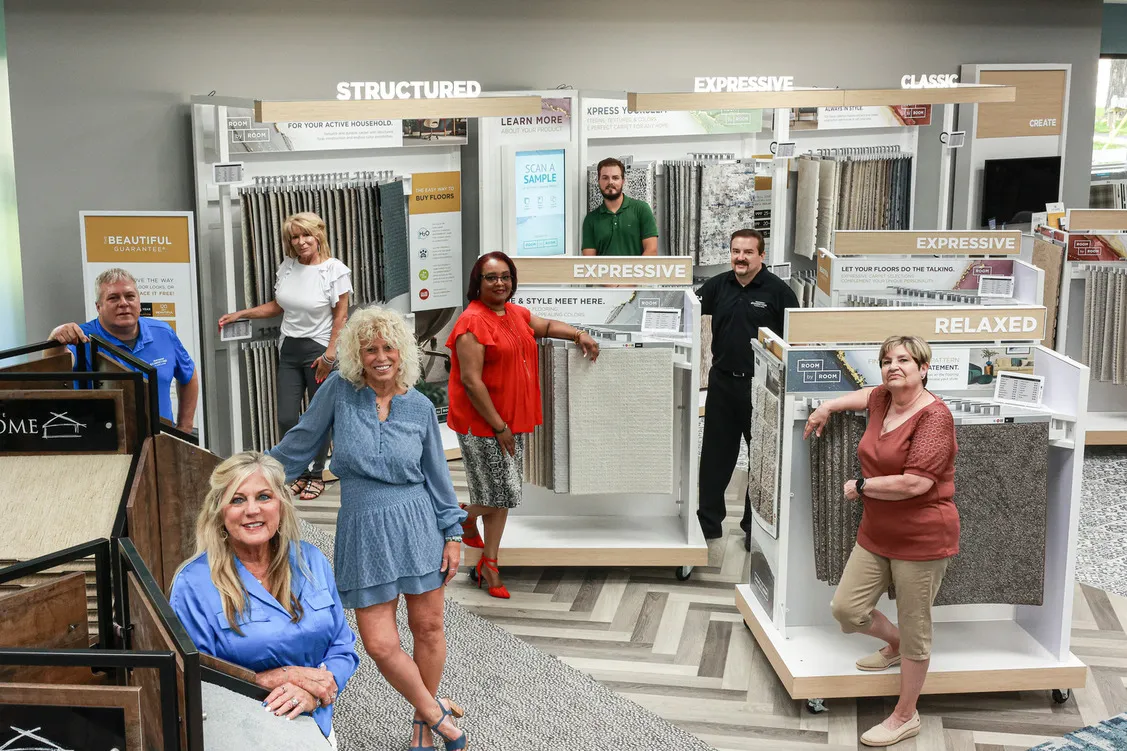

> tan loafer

[
  {"left": 855, "top": 649, "right": 902, "bottom": 671},
  {"left": 860, "top": 711, "right": 920, "bottom": 747}
]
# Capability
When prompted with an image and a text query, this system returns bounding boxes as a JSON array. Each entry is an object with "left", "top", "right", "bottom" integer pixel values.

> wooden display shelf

[
  {"left": 255, "top": 96, "right": 543, "bottom": 123},
  {"left": 1084, "top": 412, "right": 1127, "bottom": 446},
  {"left": 461, "top": 516, "right": 708, "bottom": 567},
  {"left": 1065, "top": 209, "right": 1127, "bottom": 233},
  {"left": 627, "top": 84, "right": 1015, "bottom": 113},
  {"left": 736, "top": 585, "right": 1086, "bottom": 700}
]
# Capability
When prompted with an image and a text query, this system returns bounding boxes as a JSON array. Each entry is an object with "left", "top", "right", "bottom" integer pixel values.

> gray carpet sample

[
  {"left": 378, "top": 181, "right": 410, "bottom": 301},
  {"left": 299, "top": 521, "right": 715, "bottom": 751},
  {"left": 202, "top": 679, "right": 330, "bottom": 749},
  {"left": 808, "top": 412, "right": 866, "bottom": 585},
  {"left": 794, "top": 157, "right": 820, "bottom": 259}
]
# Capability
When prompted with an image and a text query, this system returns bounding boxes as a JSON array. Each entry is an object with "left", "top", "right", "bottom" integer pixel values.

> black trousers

[
  {"left": 697, "top": 368, "right": 752, "bottom": 539},
  {"left": 278, "top": 337, "right": 331, "bottom": 474}
]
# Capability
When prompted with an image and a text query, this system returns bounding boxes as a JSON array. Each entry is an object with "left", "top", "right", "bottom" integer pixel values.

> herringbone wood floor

[{"left": 300, "top": 464, "right": 1127, "bottom": 751}]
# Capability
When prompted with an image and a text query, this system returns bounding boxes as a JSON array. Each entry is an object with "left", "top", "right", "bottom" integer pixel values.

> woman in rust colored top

[
  {"left": 446, "top": 252, "right": 600, "bottom": 598},
  {"left": 804, "top": 335, "right": 958, "bottom": 748}
]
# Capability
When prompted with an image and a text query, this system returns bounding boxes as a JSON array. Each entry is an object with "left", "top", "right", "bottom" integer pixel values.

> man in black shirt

[{"left": 697, "top": 228, "right": 799, "bottom": 548}]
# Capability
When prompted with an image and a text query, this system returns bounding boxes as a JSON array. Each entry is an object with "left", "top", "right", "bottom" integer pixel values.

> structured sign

[
  {"left": 336, "top": 80, "right": 482, "bottom": 100},
  {"left": 784, "top": 306, "right": 1047, "bottom": 345},
  {"left": 80, "top": 211, "right": 202, "bottom": 434},
  {"left": 976, "top": 69, "right": 1067, "bottom": 139},
  {"left": 0, "top": 393, "right": 123, "bottom": 453},
  {"left": 512, "top": 257, "right": 693, "bottom": 286},
  {"left": 833, "top": 230, "right": 1021, "bottom": 256},
  {"left": 409, "top": 171, "right": 462, "bottom": 311}
]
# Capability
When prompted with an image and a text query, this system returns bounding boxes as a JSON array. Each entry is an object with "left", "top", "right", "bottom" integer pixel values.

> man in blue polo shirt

[{"left": 48, "top": 267, "right": 199, "bottom": 432}]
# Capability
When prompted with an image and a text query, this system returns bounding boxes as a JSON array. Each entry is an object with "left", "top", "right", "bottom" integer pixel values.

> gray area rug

[
  {"left": 300, "top": 521, "right": 715, "bottom": 751},
  {"left": 202, "top": 680, "right": 330, "bottom": 749}
]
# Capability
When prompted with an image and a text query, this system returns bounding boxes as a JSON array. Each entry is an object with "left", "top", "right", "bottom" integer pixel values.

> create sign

[{"left": 512, "top": 257, "right": 693, "bottom": 286}]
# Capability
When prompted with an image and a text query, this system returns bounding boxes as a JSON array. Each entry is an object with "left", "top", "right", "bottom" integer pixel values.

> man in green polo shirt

[{"left": 581, "top": 157, "right": 658, "bottom": 256}]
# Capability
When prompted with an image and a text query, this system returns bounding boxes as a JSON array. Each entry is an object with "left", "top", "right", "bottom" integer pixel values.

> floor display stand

[
  {"left": 736, "top": 305, "right": 1088, "bottom": 708},
  {"left": 467, "top": 256, "right": 708, "bottom": 575},
  {"left": 1042, "top": 210, "right": 1127, "bottom": 445}
]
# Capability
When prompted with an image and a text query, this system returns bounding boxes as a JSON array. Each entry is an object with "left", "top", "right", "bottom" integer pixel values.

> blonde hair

[
  {"left": 337, "top": 306, "right": 420, "bottom": 390},
  {"left": 94, "top": 268, "right": 138, "bottom": 303},
  {"left": 878, "top": 335, "right": 932, "bottom": 387},
  {"left": 187, "top": 452, "right": 312, "bottom": 635},
  {"left": 282, "top": 212, "right": 332, "bottom": 261}
]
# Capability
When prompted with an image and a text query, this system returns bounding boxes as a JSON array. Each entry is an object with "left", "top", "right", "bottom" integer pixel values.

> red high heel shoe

[
  {"left": 459, "top": 505, "right": 484, "bottom": 549},
  {"left": 475, "top": 557, "right": 510, "bottom": 599}
]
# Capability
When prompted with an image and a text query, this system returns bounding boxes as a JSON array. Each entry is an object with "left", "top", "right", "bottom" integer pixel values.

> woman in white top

[{"left": 220, "top": 212, "right": 352, "bottom": 500}]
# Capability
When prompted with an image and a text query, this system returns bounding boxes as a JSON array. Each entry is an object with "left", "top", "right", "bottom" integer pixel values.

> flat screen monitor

[{"left": 980, "top": 156, "right": 1061, "bottom": 226}]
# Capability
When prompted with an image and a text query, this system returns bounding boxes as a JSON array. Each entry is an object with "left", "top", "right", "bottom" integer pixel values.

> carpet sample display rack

[
  {"left": 482, "top": 257, "right": 708, "bottom": 576},
  {"left": 1041, "top": 211, "right": 1127, "bottom": 445},
  {"left": 736, "top": 305, "right": 1089, "bottom": 708}
]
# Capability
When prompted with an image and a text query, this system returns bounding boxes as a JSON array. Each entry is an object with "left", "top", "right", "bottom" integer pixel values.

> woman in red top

[
  {"left": 446, "top": 252, "right": 600, "bottom": 598},
  {"left": 804, "top": 335, "right": 958, "bottom": 748}
]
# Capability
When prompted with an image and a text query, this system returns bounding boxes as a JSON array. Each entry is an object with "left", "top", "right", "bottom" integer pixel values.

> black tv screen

[{"left": 980, "top": 156, "right": 1061, "bottom": 226}]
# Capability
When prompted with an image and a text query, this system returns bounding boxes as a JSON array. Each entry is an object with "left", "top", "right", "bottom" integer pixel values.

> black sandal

[
  {"left": 289, "top": 476, "right": 310, "bottom": 496},
  {"left": 299, "top": 478, "right": 326, "bottom": 500}
]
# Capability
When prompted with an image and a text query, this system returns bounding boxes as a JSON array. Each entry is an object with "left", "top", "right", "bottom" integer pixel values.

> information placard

[
  {"left": 408, "top": 171, "right": 462, "bottom": 311},
  {"left": 514, "top": 148, "right": 567, "bottom": 256}
]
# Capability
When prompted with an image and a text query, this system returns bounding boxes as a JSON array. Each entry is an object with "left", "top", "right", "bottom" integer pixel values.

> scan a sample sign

[
  {"left": 583, "top": 97, "right": 762, "bottom": 138},
  {"left": 408, "top": 172, "right": 462, "bottom": 312},
  {"left": 514, "top": 148, "right": 566, "bottom": 256},
  {"left": 80, "top": 212, "right": 203, "bottom": 431}
]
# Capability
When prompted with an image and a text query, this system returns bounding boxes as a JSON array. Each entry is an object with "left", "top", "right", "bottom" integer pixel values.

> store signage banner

[
  {"left": 812, "top": 105, "right": 932, "bottom": 129},
  {"left": 80, "top": 212, "right": 203, "bottom": 430},
  {"left": 785, "top": 306, "right": 1046, "bottom": 344},
  {"left": 511, "top": 289, "right": 686, "bottom": 326},
  {"left": 408, "top": 171, "right": 462, "bottom": 311},
  {"left": 833, "top": 230, "right": 1021, "bottom": 256},
  {"left": 512, "top": 256, "right": 692, "bottom": 286},
  {"left": 335, "top": 80, "right": 482, "bottom": 100},
  {"left": 225, "top": 107, "right": 467, "bottom": 152},
  {"left": 498, "top": 97, "right": 571, "bottom": 138},
  {"left": 786, "top": 345, "right": 1035, "bottom": 394},
  {"left": 0, "top": 394, "right": 122, "bottom": 453},
  {"left": 514, "top": 148, "right": 566, "bottom": 256},
  {"left": 1066, "top": 233, "right": 1127, "bottom": 261},
  {"left": 583, "top": 97, "right": 762, "bottom": 138},
  {"left": 830, "top": 258, "right": 1015, "bottom": 293},
  {"left": 976, "top": 69, "right": 1066, "bottom": 139}
]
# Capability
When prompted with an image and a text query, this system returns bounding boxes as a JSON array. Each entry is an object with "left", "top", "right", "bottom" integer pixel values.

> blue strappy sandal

[
  {"left": 429, "top": 697, "right": 467, "bottom": 750},
  {"left": 410, "top": 719, "right": 436, "bottom": 751}
]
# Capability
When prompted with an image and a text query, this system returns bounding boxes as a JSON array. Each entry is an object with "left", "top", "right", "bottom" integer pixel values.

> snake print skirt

[{"left": 457, "top": 432, "right": 526, "bottom": 508}]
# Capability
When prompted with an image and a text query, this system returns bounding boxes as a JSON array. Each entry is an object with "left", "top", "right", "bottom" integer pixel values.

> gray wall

[
  {"left": 6, "top": 0, "right": 1103, "bottom": 343},
  {"left": 0, "top": 0, "right": 25, "bottom": 349}
]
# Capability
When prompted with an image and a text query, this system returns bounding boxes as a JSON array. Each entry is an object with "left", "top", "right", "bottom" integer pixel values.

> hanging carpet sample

[
  {"left": 794, "top": 157, "right": 820, "bottom": 259},
  {"left": 568, "top": 347, "right": 674, "bottom": 495},
  {"left": 1082, "top": 266, "right": 1127, "bottom": 384},
  {"left": 816, "top": 157, "right": 839, "bottom": 252},
  {"left": 934, "top": 420, "right": 1049, "bottom": 606},
  {"left": 551, "top": 342, "right": 570, "bottom": 493},
  {"left": 699, "top": 314, "right": 713, "bottom": 389},
  {"left": 807, "top": 411, "right": 866, "bottom": 585},
  {"left": 699, "top": 163, "right": 757, "bottom": 266},
  {"left": 378, "top": 180, "right": 410, "bottom": 300}
]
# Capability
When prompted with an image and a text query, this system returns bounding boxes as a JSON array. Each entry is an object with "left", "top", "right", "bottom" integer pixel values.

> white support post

[
  {"left": 937, "top": 103, "right": 956, "bottom": 231},
  {"left": 215, "top": 105, "right": 244, "bottom": 452},
  {"left": 770, "top": 108, "right": 791, "bottom": 267}
]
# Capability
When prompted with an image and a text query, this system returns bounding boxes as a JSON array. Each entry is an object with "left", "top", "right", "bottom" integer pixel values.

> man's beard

[{"left": 600, "top": 186, "right": 622, "bottom": 200}]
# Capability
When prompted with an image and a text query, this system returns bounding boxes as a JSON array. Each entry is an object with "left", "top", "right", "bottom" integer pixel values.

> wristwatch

[
  {"left": 855, "top": 476, "right": 867, "bottom": 496},
  {"left": 494, "top": 424, "right": 510, "bottom": 436}
]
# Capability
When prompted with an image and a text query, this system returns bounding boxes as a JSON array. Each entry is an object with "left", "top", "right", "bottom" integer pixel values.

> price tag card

[
  {"left": 773, "top": 142, "right": 797, "bottom": 159},
  {"left": 977, "top": 274, "right": 1015, "bottom": 298},
  {"left": 993, "top": 370, "right": 1045, "bottom": 407},
  {"left": 219, "top": 319, "right": 253, "bottom": 342},
  {"left": 213, "top": 162, "right": 245, "bottom": 185},
  {"left": 640, "top": 307, "right": 683, "bottom": 335},
  {"left": 768, "top": 262, "right": 791, "bottom": 281}
]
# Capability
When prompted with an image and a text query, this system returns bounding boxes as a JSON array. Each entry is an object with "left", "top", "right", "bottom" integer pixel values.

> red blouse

[
  {"left": 446, "top": 300, "right": 543, "bottom": 437},
  {"left": 856, "top": 385, "right": 959, "bottom": 561}
]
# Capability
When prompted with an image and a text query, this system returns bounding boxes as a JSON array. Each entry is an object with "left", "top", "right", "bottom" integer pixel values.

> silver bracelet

[{"left": 445, "top": 535, "right": 463, "bottom": 544}]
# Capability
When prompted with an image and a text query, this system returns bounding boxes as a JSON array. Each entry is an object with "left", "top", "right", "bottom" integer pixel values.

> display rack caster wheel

[
  {"left": 806, "top": 699, "right": 828, "bottom": 714},
  {"left": 675, "top": 566, "right": 694, "bottom": 581},
  {"left": 468, "top": 566, "right": 479, "bottom": 584},
  {"left": 1052, "top": 688, "right": 1071, "bottom": 704}
]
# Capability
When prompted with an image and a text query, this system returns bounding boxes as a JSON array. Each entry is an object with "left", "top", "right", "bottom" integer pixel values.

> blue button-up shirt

[
  {"left": 169, "top": 541, "right": 359, "bottom": 737},
  {"left": 69, "top": 317, "right": 195, "bottom": 422}
]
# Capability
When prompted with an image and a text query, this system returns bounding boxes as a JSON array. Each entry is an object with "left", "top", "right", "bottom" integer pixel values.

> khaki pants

[{"left": 830, "top": 544, "right": 949, "bottom": 661}]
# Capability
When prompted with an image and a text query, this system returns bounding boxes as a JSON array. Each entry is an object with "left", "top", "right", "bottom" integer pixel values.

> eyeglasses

[{"left": 483, "top": 274, "right": 512, "bottom": 284}]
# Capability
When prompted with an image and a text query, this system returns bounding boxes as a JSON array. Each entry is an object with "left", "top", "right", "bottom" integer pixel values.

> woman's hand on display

[
  {"left": 577, "top": 333, "right": 600, "bottom": 362},
  {"left": 843, "top": 479, "right": 859, "bottom": 502},
  {"left": 312, "top": 356, "right": 333, "bottom": 384},
  {"left": 803, "top": 404, "right": 833, "bottom": 439},
  {"left": 49, "top": 323, "right": 88, "bottom": 345},
  {"left": 495, "top": 425, "right": 516, "bottom": 457},
  {"left": 440, "top": 540, "right": 461, "bottom": 584},
  {"left": 264, "top": 681, "right": 318, "bottom": 719},
  {"left": 218, "top": 312, "right": 242, "bottom": 330}
]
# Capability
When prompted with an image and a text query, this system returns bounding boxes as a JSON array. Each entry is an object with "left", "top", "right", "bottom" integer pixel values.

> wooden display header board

[
  {"left": 784, "top": 306, "right": 1047, "bottom": 345},
  {"left": 512, "top": 256, "right": 693, "bottom": 286},
  {"left": 1065, "top": 209, "right": 1127, "bottom": 232},
  {"left": 976, "top": 69, "right": 1066, "bottom": 139},
  {"left": 833, "top": 230, "right": 1022, "bottom": 256}
]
